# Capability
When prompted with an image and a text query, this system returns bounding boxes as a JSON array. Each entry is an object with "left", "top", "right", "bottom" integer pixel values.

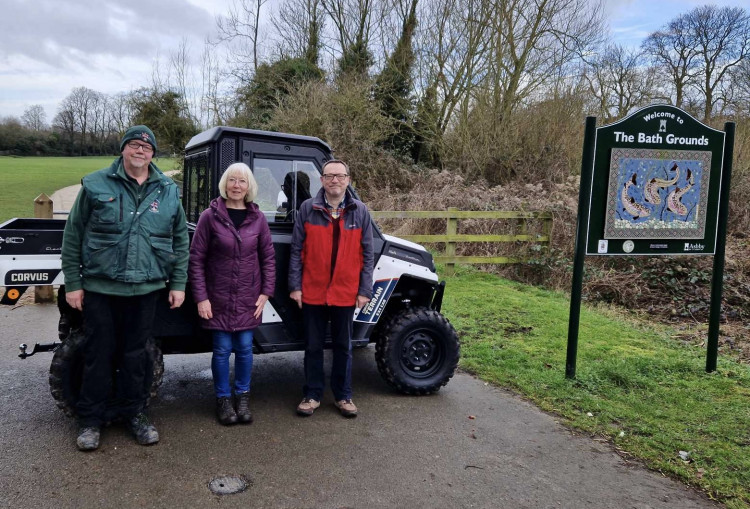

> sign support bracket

[
  {"left": 706, "top": 122, "right": 735, "bottom": 372},
  {"left": 566, "top": 116, "right": 597, "bottom": 379}
]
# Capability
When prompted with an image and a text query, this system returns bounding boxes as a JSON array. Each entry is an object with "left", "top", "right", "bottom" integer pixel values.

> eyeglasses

[
  {"left": 322, "top": 174, "right": 349, "bottom": 182},
  {"left": 228, "top": 177, "right": 248, "bottom": 186},
  {"left": 126, "top": 141, "right": 154, "bottom": 153}
]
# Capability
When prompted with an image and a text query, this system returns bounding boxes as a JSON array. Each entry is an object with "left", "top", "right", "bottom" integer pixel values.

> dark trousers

[
  {"left": 302, "top": 304, "right": 354, "bottom": 401},
  {"left": 76, "top": 291, "right": 158, "bottom": 427}
]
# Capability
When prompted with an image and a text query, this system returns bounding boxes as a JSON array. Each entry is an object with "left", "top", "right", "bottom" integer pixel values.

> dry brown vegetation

[{"left": 348, "top": 118, "right": 750, "bottom": 364}]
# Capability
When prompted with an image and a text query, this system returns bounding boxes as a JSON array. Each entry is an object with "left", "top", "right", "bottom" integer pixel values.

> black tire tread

[
  {"left": 375, "top": 307, "right": 459, "bottom": 395},
  {"left": 49, "top": 330, "right": 164, "bottom": 419}
]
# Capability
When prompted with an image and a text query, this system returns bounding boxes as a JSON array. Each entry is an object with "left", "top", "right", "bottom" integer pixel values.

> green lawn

[
  {"left": 0, "top": 156, "right": 178, "bottom": 222},
  {"left": 443, "top": 266, "right": 750, "bottom": 508}
]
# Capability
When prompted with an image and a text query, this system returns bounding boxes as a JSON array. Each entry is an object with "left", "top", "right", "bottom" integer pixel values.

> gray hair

[{"left": 218, "top": 162, "right": 258, "bottom": 202}]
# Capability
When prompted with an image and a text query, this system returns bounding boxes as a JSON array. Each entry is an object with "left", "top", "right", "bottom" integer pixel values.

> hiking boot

[
  {"left": 128, "top": 413, "right": 159, "bottom": 445},
  {"left": 235, "top": 392, "right": 253, "bottom": 424},
  {"left": 76, "top": 426, "right": 100, "bottom": 451},
  {"left": 296, "top": 398, "right": 320, "bottom": 416},
  {"left": 216, "top": 396, "right": 238, "bottom": 425},
  {"left": 335, "top": 399, "right": 358, "bottom": 418}
]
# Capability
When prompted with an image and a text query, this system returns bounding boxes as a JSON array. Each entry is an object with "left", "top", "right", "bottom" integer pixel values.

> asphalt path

[{"left": 0, "top": 299, "right": 721, "bottom": 509}]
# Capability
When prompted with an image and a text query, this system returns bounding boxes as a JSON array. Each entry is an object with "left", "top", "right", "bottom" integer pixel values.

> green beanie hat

[{"left": 120, "top": 125, "right": 157, "bottom": 153}]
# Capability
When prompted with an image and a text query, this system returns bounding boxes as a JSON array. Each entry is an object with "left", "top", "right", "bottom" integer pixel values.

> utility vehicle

[{"left": 0, "top": 127, "right": 459, "bottom": 419}]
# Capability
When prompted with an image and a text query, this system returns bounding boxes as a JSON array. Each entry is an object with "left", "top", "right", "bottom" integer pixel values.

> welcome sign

[{"left": 585, "top": 105, "right": 725, "bottom": 255}]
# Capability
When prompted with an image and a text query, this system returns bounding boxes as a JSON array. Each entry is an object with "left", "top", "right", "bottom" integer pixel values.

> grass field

[
  {"left": 443, "top": 266, "right": 750, "bottom": 508},
  {"left": 0, "top": 156, "right": 178, "bottom": 222}
]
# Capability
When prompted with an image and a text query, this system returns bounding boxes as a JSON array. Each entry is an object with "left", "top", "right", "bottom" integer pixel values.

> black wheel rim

[{"left": 399, "top": 328, "right": 443, "bottom": 378}]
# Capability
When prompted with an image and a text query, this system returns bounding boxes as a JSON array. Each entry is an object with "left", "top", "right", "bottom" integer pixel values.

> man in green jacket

[{"left": 62, "top": 125, "right": 189, "bottom": 451}]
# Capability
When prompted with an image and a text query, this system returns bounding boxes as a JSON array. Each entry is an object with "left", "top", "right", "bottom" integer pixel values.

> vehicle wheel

[
  {"left": 48, "top": 329, "right": 164, "bottom": 419},
  {"left": 375, "top": 307, "right": 460, "bottom": 395}
]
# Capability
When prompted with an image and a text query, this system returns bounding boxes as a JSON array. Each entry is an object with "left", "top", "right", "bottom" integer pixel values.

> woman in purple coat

[{"left": 189, "top": 162, "right": 276, "bottom": 425}]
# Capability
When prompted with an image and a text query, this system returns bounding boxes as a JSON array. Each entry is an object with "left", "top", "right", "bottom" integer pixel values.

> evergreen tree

[
  {"left": 374, "top": 0, "right": 419, "bottom": 156},
  {"left": 131, "top": 89, "right": 197, "bottom": 154},
  {"left": 234, "top": 57, "right": 325, "bottom": 129}
]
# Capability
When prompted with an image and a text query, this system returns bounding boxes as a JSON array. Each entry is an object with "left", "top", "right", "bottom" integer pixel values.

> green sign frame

[{"left": 585, "top": 105, "right": 726, "bottom": 256}]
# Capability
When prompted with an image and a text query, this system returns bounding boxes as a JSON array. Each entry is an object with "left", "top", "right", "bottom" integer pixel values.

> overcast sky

[{"left": 1, "top": 0, "right": 749, "bottom": 123}]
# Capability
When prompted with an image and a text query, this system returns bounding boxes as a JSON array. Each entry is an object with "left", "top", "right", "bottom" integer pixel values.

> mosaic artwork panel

[{"left": 604, "top": 148, "right": 711, "bottom": 239}]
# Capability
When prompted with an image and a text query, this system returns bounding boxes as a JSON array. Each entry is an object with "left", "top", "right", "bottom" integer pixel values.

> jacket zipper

[{"left": 119, "top": 193, "right": 123, "bottom": 222}]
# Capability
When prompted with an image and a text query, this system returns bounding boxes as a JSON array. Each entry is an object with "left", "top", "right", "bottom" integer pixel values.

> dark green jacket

[{"left": 61, "top": 157, "right": 189, "bottom": 296}]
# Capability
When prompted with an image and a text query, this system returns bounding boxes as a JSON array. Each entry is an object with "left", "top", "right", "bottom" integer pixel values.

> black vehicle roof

[{"left": 185, "top": 126, "right": 332, "bottom": 152}]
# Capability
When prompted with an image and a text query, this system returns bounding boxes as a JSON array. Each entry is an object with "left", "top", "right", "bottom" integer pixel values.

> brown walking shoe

[
  {"left": 334, "top": 399, "right": 358, "bottom": 418},
  {"left": 296, "top": 398, "right": 320, "bottom": 416}
]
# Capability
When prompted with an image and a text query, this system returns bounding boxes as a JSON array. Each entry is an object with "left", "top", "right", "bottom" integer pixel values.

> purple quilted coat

[{"left": 189, "top": 198, "right": 276, "bottom": 331}]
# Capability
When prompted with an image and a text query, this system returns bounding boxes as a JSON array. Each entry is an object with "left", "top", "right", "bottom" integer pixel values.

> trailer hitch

[{"left": 19, "top": 342, "right": 60, "bottom": 359}]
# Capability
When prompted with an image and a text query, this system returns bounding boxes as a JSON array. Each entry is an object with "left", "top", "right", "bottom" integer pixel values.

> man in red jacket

[{"left": 289, "top": 160, "right": 374, "bottom": 418}]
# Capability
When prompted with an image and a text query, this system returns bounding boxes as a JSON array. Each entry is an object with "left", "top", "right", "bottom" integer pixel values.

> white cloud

[{"left": 0, "top": 0, "right": 230, "bottom": 120}]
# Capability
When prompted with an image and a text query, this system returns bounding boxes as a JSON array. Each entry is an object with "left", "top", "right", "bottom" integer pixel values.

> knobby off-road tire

[
  {"left": 48, "top": 329, "right": 164, "bottom": 419},
  {"left": 374, "top": 307, "right": 460, "bottom": 395}
]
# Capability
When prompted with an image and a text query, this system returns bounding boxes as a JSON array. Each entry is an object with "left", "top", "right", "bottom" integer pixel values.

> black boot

[
  {"left": 76, "top": 426, "right": 101, "bottom": 451},
  {"left": 235, "top": 392, "right": 253, "bottom": 424},
  {"left": 216, "top": 396, "right": 238, "bottom": 425},
  {"left": 128, "top": 413, "right": 159, "bottom": 445}
]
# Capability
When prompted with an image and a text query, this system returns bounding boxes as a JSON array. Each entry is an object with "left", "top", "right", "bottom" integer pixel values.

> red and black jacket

[{"left": 288, "top": 188, "right": 374, "bottom": 306}]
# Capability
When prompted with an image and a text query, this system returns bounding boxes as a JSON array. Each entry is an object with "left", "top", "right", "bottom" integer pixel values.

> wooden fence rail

[{"left": 370, "top": 207, "right": 552, "bottom": 274}]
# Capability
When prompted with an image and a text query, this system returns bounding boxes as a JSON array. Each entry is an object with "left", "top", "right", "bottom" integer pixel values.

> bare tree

[
  {"left": 59, "top": 87, "right": 99, "bottom": 155},
  {"left": 642, "top": 16, "right": 700, "bottom": 109},
  {"left": 199, "top": 38, "right": 236, "bottom": 128},
  {"left": 21, "top": 105, "right": 47, "bottom": 131},
  {"left": 199, "top": 39, "right": 222, "bottom": 128},
  {"left": 88, "top": 92, "right": 109, "bottom": 154},
  {"left": 583, "top": 44, "right": 657, "bottom": 121},
  {"left": 414, "top": 0, "right": 492, "bottom": 140},
  {"left": 110, "top": 92, "right": 134, "bottom": 134},
  {"left": 169, "top": 38, "right": 197, "bottom": 123},
  {"left": 731, "top": 57, "right": 750, "bottom": 114},
  {"left": 321, "top": 0, "right": 382, "bottom": 77},
  {"left": 684, "top": 5, "right": 750, "bottom": 121},
  {"left": 486, "top": 0, "right": 605, "bottom": 125},
  {"left": 216, "top": 0, "right": 269, "bottom": 81},
  {"left": 269, "top": 0, "right": 326, "bottom": 65},
  {"left": 150, "top": 48, "right": 168, "bottom": 94},
  {"left": 52, "top": 106, "right": 76, "bottom": 153}
]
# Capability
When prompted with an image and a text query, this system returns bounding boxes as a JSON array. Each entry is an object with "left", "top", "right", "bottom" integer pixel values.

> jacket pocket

[
  {"left": 149, "top": 236, "right": 175, "bottom": 280},
  {"left": 91, "top": 194, "right": 121, "bottom": 233},
  {"left": 83, "top": 232, "right": 119, "bottom": 278}
]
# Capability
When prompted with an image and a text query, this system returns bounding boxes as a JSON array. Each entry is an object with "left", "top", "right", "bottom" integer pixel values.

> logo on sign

[{"left": 684, "top": 242, "right": 705, "bottom": 252}]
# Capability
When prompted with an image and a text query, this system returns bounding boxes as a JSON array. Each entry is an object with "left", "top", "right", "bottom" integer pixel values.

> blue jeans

[{"left": 212, "top": 330, "right": 254, "bottom": 398}]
